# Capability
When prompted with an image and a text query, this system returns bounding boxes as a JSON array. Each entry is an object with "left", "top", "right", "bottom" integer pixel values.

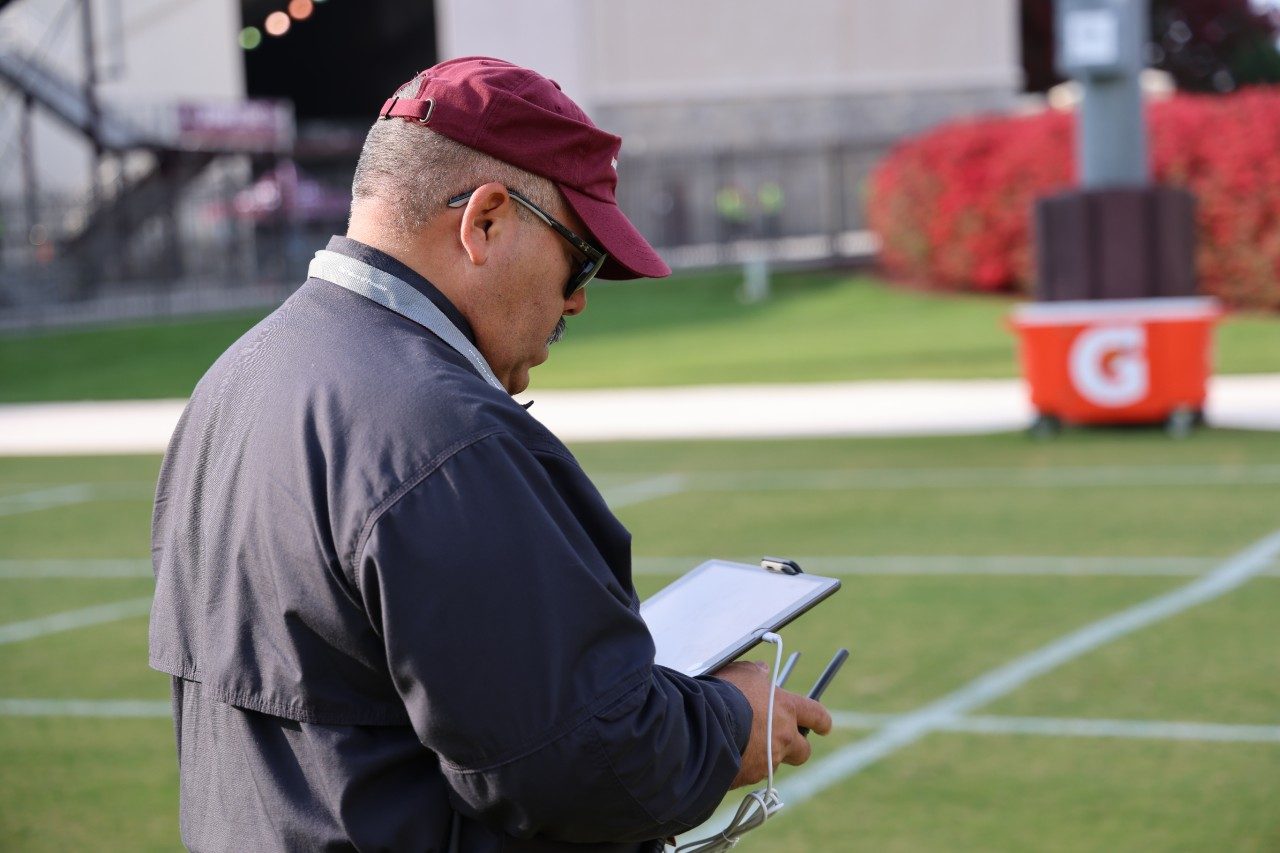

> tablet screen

[{"left": 640, "top": 560, "right": 840, "bottom": 676}]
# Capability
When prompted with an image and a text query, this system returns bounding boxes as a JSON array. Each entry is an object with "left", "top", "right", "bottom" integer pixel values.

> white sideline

[
  {"left": 684, "top": 526, "right": 1280, "bottom": 840},
  {"left": 0, "top": 399, "right": 187, "bottom": 455},
  {"left": 829, "top": 711, "right": 1280, "bottom": 744},
  {"left": 1, "top": 374, "right": 1277, "bottom": 453},
  {"left": 0, "top": 597, "right": 152, "bottom": 645}
]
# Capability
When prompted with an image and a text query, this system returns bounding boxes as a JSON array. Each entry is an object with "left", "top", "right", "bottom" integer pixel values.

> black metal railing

[{"left": 0, "top": 140, "right": 891, "bottom": 331}]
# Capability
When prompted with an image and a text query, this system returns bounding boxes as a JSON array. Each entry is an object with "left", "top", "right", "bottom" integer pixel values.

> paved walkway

[{"left": 1, "top": 374, "right": 1276, "bottom": 455}]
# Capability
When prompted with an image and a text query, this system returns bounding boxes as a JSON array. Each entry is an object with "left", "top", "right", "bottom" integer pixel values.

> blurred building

[
  {"left": 0, "top": 0, "right": 1020, "bottom": 327},
  {"left": 441, "top": 0, "right": 1021, "bottom": 260},
  {"left": 442, "top": 0, "right": 1018, "bottom": 151}
]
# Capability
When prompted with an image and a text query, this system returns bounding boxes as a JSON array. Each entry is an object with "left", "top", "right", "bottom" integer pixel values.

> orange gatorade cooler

[{"left": 1008, "top": 297, "right": 1222, "bottom": 435}]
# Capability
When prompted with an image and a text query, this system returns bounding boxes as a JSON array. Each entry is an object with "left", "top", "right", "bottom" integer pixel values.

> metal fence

[{"left": 0, "top": 140, "right": 890, "bottom": 332}]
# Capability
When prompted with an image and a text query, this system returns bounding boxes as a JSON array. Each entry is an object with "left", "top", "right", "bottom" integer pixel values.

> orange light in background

[
  {"left": 264, "top": 11, "right": 291, "bottom": 36},
  {"left": 288, "top": 0, "right": 314, "bottom": 21}
]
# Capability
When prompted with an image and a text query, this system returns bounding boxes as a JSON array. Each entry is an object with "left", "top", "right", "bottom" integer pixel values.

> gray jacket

[{"left": 149, "top": 237, "right": 750, "bottom": 852}]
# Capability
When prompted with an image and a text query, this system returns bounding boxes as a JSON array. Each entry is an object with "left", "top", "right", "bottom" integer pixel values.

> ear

[{"left": 457, "top": 182, "right": 515, "bottom": 267}]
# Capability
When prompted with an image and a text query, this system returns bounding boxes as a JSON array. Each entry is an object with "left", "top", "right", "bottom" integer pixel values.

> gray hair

[{"left": 351, "top": 79, "right": 557, "bottom": 235}]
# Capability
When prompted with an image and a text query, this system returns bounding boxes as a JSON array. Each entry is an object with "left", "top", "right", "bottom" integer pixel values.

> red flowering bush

[{"left": 867, "top": 87, "right": 1280, "bottom": 311}]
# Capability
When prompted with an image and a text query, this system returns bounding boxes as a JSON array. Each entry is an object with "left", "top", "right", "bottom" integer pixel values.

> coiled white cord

[{"left": 673, "top": 632, "right": 787, "bottom": 852}]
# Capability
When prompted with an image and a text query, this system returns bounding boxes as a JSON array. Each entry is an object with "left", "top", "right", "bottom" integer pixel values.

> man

[{"left": 150, "top": 56, "right": 830, "bottom": 852}]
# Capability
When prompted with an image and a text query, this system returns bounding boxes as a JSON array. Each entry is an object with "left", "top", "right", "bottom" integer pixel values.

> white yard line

[
  {"left": 0, "top": 597, "right": 152, "bottom": 645},
  {"left": 829, "top": 711, "right": 1280, "bottom": 744},
  {"left": 666, "top": 464, "right": 1280, "bottom": 492},
  {"left": 8, "top": 552, "right": 1267, "bottom": 581},
  {"left": 0, "top": 484, "right": 94, "bottom": 517},
  {"left": 4, "top": 555, "right": 1267, "bottom": 581},
  {"left": 600, "top": 474, "right": 687, "bottom": 509},
  {"left": 0, "top": 559, "right": 153, "bottom": 579},
  {"left": 944, "top": 715, "right": 1280, "bottom": 744},
  {"left": 0, "top": 482, "right": 155, "bottom": 519},
  {"left": 685, "top": 527, "right": 1280, "bottom": 840},
  {"left": 4, "top": 697, "right": 1275, "bottom": 748},
  {"left": 632, "top": 555, "right": 1240, "bottom": 577},
  {"left": 0, "top": 698, "right": 170, "bottom": 718},
  {"left": 780, "top": 528, "right": 1280, "bottom": 804}
]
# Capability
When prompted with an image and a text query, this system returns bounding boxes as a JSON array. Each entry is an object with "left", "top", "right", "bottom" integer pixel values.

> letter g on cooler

[{"left": 1068, "top": 324, "right": 1149, "bottom": 407}]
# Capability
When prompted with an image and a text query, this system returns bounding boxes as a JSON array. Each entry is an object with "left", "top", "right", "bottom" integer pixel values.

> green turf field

[
  {"left": 1, "top": 270, "right": 1276, "bottom": 402},
  {"left": 2, "top": 429, "right": 1278, "bottom": 850}
]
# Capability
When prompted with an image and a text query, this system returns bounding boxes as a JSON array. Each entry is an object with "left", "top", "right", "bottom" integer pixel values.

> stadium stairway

[{"left": 0, "top": 39, "right": 283, "bottom": 288}]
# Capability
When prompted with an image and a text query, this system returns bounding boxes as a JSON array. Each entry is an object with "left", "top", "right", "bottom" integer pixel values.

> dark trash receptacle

[{"left": 1034, "top": 186, "right": 1196, "bottom": 302}]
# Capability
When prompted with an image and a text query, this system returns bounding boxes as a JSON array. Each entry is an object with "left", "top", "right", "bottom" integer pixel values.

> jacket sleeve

[{"left": 353, "top": 432, "right": 751, "bottom": 844}]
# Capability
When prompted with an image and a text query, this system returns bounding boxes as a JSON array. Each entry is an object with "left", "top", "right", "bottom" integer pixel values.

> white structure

[
  {"left": 438, "top": 0, "right": 1022, "bottom": 153},
  {"left": 439, "top": 0, "right": 1021, "bottom": 248}
]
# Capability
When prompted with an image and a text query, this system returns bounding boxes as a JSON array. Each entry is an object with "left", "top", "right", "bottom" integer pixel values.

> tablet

[{"left": 640, "top": 560, "right": 841, "bottom": 677}]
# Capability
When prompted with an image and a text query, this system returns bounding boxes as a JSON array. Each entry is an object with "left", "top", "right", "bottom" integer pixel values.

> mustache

[{"left": 546, "top": 316, "right": 567, "bottom": 346}]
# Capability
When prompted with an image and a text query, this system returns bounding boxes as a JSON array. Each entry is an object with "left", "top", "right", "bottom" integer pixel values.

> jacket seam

[
  {"left": 698, "top": 674, "right": 752, "bottom": 754},
  {"left": 154, "top": 665, "right": 411, "bottom": 726},
  {"left": 347, "top": 427, "right": 507, "bottom": 578},
  {"left": 440, "top": 665, "right": 653, "bottom": 776},
  {"left": 585, "top": 713, "right": 667, "bottom": 832},
  {"left": 526, "top": 442, "right": 578, "bottom": 466}
]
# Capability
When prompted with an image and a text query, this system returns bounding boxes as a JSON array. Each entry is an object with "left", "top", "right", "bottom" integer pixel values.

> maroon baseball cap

[{"left": 379, "top": 56, "right": 670, "bottom": 280}]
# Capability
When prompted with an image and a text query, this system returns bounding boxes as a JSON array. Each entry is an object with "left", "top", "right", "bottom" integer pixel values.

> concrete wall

[
  {"left": 583, "top": 0, "right": 1018, "bottom": 101},
  {"left": 438, "top": 0, "right": 1022, "bottom": 151},
  {"left": 0, "top": 0, "right": 244, "bottom": 198},
  {"left": 439, "top": 0, "right": 1022, "bottom": 248},
  {"left": 436, "top": 0, "right": 591, "bottom": 104}
]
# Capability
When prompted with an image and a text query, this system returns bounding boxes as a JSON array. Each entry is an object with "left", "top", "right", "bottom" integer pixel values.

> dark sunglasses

[{"left": 447, "top": 187, "right": 608, "bottom": 298}]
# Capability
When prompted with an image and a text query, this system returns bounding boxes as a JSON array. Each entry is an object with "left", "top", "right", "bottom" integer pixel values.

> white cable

[
  {"left": 760, "top": 631, "right": 782, "bottom": 796},
  {"left": 674, "top": 632, "right": 787, "bottom": 852}
]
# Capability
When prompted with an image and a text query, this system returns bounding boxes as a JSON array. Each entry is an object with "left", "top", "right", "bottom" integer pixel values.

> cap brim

[{"left": 559, "top": 186, "right": 671, "bottom": 280}]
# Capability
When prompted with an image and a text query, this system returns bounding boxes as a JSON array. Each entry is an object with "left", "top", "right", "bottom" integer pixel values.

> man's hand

[{"left": 713, "top": 660, "right": 833, "bottom": 789}]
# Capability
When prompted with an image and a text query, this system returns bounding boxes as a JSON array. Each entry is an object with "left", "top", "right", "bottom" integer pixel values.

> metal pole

[
  {"left": 103, "top": 0, "right": 126, "bottom": 80},
  {"left": 80, "top": 0, "right": 104, "bottom": 208},
  {"left": 20, "top": 93, "right": 40, "bottom": 239},
  {"left": 1056, "top": 0, "right": 1150, "bottom": 188},
  {"left": 1076, "top": 3, "right": 1148, "bottom": 186},
  {"left": 713, "top": 151, "right": 731, "bottom": 264},
  {"left": 829, "top": 145, "right": 846, "bottom": 258}
]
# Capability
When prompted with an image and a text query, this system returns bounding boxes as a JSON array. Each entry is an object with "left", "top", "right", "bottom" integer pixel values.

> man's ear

[{"left": 458, "top": 182, "right": 513, "bottom": 267}]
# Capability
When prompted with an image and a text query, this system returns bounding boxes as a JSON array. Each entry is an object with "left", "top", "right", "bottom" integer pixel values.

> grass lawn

[
  {"left": 762, "top": 734, "right": 1280, "bottom": 851},
  {"left": 988, "top": 580, "right": 1280, "bottom": 724},
  {"left": 2, "top": 429, "right": 1278, "bottom": 850},
  {"left": 1, "top": 270, "right": 1276, "bottom": 402},
  {"left": 0, "top": 717, "right": 178, "bottom": 852}
]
